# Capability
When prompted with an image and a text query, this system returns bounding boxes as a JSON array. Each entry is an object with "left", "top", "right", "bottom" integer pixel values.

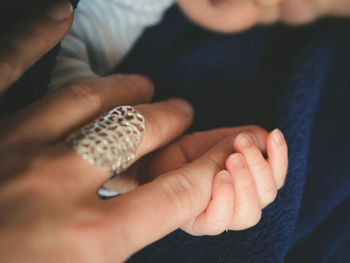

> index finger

[
  {"left": 94, "top": 134, "right": 236, "bottom": 262},
  {"left": 56, "top": 98, "right": 193, "bottom": 191},
  {"left": 0, "top": 0, "right": 73, "bottom": 94}
]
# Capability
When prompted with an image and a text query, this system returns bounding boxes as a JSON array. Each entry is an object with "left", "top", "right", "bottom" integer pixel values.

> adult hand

[
  {"left": 0, "top": 1, "right": 243, "bottom": 262},
  {"left": 0, "top": 1, "right": 288, "bottom": 262},
  {"left": 0, "top": 2, "right": 192, "bottom": 262}
]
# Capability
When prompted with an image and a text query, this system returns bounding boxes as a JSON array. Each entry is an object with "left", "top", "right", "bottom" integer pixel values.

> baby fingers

[
  {"left": 226, "top": 153, "right": 262, "bottom": 230},
  {"left": 234, "top": 133, "right": 277, "bottom": 208},
  {"left": 266, "top": 129, "right": 288, "bottom": 189},
  {"left": 185, "top": 170, "right": 234, "bottom": 236}
]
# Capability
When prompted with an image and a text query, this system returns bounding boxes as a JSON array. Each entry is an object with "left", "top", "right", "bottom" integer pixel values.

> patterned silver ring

[{"left": 66, "top": 106, "right": 145, "bottom": 175}]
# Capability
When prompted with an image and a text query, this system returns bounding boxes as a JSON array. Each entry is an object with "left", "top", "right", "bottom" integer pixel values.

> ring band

[{"left": 67, "top": 106, "right": 145, "bottom": 175}]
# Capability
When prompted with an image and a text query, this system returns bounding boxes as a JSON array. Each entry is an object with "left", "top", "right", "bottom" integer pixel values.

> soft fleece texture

[
  {"left": 117, "top": 7, "right": 350, "bottom": 263},
  {"left": 4, "top": 2, "right": 350, "bottom": 262}
]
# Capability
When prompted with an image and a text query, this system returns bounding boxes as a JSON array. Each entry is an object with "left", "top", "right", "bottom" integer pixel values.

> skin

[
  {"left": 0, "top": 1, "right": 288, "bottom": 262},
  {"left": 2, "top": 0, "right": 349, "bottom": 261},
  {"left": 176, "top": 0, "right": 350, "bottom": 33},
  {"left": 105, "top": 127, "right": 288, "bottom": 235}
]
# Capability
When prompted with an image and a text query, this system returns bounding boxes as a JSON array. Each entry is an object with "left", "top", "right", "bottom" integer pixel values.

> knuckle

[
  {"left": 250, "top": 157, "right": 270, "bottom": 173},
  {"left": 66, "top": 82, "right": 102, "bottom": 112},
  {"left": 247, "top": 210, "right": 262, "bottom": 227},
  {"left": 144, "top": 110, "right": 162, "bottom": 141},
  {"left": 205, "top": 154, "right": 225, "bottom": 174},
  {"left": 205, "top": 212, "right": 232, "bottom": 235},
  {"left": 276, "top": 175, "right": 287, "bottom": 190},
  {"left": 236, "top": 173, "right": 255, "bottom": 192},
  {"left": 234, "top": 210, "right": 262, "bottom": 230},
  {"left": 277, "top": 173, "right": 287, "bottom": 189},
  {"left": 261, "top": 187, "right": 277, "bottom": 207},
  {"left": 206, "top": 221, "right": 226, "bottom": 236}
]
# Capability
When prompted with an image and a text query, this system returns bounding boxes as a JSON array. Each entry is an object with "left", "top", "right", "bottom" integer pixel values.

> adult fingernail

[
  {"left": 230, "top": 154, "right": 245, "bottom": 169},
  {"left": 273, "top": 129, "right": 285, "bottom": 145},
  {"left": 168, "top": 98, "right": 193, "bottom": 115},
  {"left": 238, "top": 134, "right": 252, "bottom": 148},
  {"left": 127, "top": 74, "right": 154, "bottom": 91},
  {"left": 46, "top": 1, "right": 73, "bottom": 21}
]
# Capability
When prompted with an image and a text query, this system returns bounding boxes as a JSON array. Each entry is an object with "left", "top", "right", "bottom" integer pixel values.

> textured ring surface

[{"left": 67, "top": 106, "right": 145, "bottom": 174}]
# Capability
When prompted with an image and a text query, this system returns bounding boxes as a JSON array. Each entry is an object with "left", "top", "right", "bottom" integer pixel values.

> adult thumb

[{"left": 0, "top": 0, "right": 73, "bottom": 94}]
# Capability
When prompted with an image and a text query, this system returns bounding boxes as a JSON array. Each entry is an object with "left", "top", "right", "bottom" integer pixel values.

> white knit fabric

[{"left": 50, "top": 0, "right": 173, "bottom": 90}]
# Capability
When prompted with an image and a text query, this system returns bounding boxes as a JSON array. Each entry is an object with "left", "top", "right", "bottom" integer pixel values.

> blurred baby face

[{"left": 176, "top": 0, "right": 332, "bottom": 33}]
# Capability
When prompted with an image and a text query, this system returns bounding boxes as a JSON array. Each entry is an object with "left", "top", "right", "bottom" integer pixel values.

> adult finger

[
  {"left": 91, "top": 177, "right": 196, "bottom": 262},
  {"left": 136, "top": 125, "right": 269, "bottom": 182},
  {"left": 176, "top": 125, "right": 268, "bottom": 161},
  {"left": 0, "top": 0, "right": 74, "bottom": 94},
  {"left": 133, "top": 98, "right": 194, "bottom": 160},
  {"left": 95, "top": 138, "right": 236, "bottom": 262},
  {"left": 2, "top": 74, "right": 154, "bottom": 144},
  {"left": 52, "top": 97, "right": 193, "bottom": 190},
  {"left": 102, "top": 125, "right": 269, "bottom": 193},
  {"left": 103, "top": 127, "right": 238, "bottom": 194}
]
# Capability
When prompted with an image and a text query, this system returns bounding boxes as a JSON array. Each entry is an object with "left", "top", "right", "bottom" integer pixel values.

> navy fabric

[
  {"left": 116, "top": 7, "right": 350, "bottom": 263},
  {"left": 3, "top": 2, "right": 350, "bottom": 262}
]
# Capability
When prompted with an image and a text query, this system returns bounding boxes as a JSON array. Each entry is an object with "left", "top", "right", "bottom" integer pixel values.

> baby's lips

[{"left": 209, "top": 0, "right": 229, "bottom": 7}]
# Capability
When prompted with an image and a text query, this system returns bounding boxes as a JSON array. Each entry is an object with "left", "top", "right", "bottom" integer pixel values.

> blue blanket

[
  {"left": 116, "top": 7, "right": 350, "bottom": 263},
  {"left": 5, "top": 3, "right": 350, "bottom": 262}
]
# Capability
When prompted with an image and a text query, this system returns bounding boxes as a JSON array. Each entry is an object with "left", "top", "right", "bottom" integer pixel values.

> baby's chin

[
  {"left": 177, "top": 0, "right": 329, "bottom": 33},
  {"left": 176, "top": 0, "right": 265, "bottom": 33}
]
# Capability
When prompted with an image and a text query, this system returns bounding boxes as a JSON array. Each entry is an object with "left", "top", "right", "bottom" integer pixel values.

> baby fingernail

[
  {"left": 231, "top": 154, "right": 245, "bottom": 169},
  {"left": 273, "top": 129, "right": 285, "bottom": 145},
  {"left": 218, "top": 171, "right": 232, "bottom": 184},
  {"left": 47, "top": 0, "right": 73, "bottom": 21},
  {"left": 238, "top": 134, "right": 252, "bottom": 148}
]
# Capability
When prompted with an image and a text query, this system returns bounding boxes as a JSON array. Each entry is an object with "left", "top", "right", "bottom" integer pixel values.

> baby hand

[
  {"left": 104, "top": 125, "right": 287, "bottom": 236},
  {"left": 181, "top": 129, "right": 288, "bottom": 235}
]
